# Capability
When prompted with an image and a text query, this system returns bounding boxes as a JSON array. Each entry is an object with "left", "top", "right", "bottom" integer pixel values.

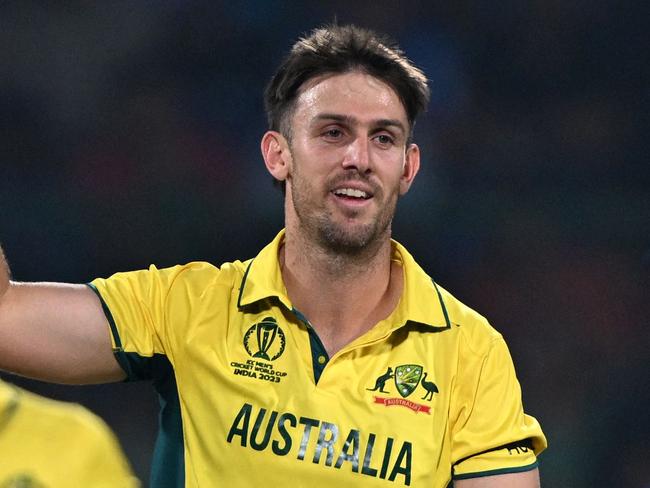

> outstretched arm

[
  {"left": 0, "top": 246, "right": 9, "bottom": 298},
  {"left": 454, "top": 468, "right": 540, "bottom": 487},
  {"left": 0, "top": 245, "right": 125, "bottom": 384}
]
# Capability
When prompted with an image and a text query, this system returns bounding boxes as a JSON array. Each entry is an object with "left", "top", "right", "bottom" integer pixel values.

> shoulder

[
  {"left": 164, "top": 259, "right": 250, "bottom": 288},
  {"left": 166, "top": 260, "right": 252, "bottom": 302},
  {"left": 435, "top": 283, "right": 503, "bottom": 354},
  {"left": 92, "top": 258, "right": 252, "bottom": 296}
]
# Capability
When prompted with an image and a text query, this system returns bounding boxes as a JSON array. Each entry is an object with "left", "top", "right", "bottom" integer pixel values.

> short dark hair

[{"left": 264, "top": 24, "right": 430, "bottom": 140}]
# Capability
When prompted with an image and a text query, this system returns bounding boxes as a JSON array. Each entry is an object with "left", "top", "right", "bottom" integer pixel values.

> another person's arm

[{"left": 0, "top": 245, "right": 125, "bottom": 383}]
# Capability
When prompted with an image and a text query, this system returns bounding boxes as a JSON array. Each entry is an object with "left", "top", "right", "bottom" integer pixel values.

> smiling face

[{"left": 263, "top": 70, "right": 420, "bottom": 255}]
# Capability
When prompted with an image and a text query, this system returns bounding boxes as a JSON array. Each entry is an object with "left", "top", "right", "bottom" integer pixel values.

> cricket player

[{"left": 0, "top": 24, "right": 546, "bottom": 487}]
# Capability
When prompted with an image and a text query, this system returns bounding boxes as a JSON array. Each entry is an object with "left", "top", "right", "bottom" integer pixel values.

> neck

[
  {"left": 280, "top": 227, "right": 402, "bottom": 356},
  {"left": 284, "top": 224, "right": 392, "bottom": 279}
]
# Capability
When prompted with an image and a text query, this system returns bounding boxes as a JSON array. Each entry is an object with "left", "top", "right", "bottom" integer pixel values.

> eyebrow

[{"left": 312, "top": 113, "right": 407, "bottom": 134}]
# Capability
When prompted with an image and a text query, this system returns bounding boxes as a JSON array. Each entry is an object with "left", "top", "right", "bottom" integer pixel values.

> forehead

[{"left": 292, "top": 71, "right": 408, "bottom": 127}]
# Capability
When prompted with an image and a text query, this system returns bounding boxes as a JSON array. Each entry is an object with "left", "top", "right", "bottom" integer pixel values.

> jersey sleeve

[
  {"left": 450, "top": 335, "right": 547, "bottom": 480},
  {"left": 89, "top": 264, "right": 189, "bottom": 381}
]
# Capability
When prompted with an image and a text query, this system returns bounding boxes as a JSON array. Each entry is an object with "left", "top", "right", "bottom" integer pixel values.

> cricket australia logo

[
  {"left": 394, "top": 364, "right": 423, "bottom": 398},
  {"left": 367, "top": 364, "right": 438, "bottom": 414},
  {"left": 243, "top": 316, "right": 286, "bottom": 361}
]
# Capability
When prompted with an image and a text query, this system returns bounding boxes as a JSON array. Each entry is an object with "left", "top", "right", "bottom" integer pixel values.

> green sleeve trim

[
  {"left": 452, "top": 460, "right": 539, "bottom": 480},
  {"left": 86, "top": 283, "right": 144, "bottom": 381},
  {"left": 86, "top": 282, "right": 123, "bottom": 350},
  {"left": 454, "top": 439, "right": 534, "bottom": 468},
  {"left": 86, "top": 287, "right": 185, "bottom": 485}
]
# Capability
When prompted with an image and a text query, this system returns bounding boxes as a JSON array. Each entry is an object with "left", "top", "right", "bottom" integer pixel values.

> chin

[{"left": 317, "top": 220, "right": 388, "bottom": 255}]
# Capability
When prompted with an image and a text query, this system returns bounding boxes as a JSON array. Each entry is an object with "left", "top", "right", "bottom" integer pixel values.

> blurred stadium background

[{"left": 0, "top": 1, "right": 647, "bottom": 486}]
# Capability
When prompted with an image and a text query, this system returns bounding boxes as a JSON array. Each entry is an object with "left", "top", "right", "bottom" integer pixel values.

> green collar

[{"left": 237, "top": 229, "right": 450, "bottom": 331}]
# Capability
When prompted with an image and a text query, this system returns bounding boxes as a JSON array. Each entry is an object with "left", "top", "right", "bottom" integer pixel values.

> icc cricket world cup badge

[{"left": 244, "top": 317, "right": 286, "bottom": 361}]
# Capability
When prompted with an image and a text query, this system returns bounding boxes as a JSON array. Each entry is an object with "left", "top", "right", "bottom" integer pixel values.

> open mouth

[{"left": 332, "top": 188, "right": 372, "bottom": 200}]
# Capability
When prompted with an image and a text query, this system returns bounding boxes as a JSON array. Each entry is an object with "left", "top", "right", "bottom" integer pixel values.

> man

[
  {"left": 0, "top": 378, "right": 139, "bottom": 487},
  {"left": 0, "top": 25, "right": 546, "bottom": 487}
]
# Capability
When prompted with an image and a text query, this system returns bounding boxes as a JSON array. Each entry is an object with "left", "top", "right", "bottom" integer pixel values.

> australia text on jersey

[{"left": 227, "top": 402, "right": 413, "bottom": 486}]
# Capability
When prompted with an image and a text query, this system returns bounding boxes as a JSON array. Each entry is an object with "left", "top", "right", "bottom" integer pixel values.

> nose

[{"left": 341, "top": 137, "right": 371, "bottom": 174}]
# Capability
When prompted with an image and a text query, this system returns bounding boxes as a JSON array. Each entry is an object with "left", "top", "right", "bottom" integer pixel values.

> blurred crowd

[{"left": 1, "top": 2, "right": 647, "bottom": 486}]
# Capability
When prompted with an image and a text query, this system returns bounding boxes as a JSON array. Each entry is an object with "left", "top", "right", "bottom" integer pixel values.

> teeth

[{"left": 334, "top": 188, "right": 368, "bottom": 198}]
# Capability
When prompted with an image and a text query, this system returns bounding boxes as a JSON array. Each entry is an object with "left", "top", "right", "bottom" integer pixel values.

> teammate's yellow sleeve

[{"left": 0, "top": 381, "right": 140, "bottom": 487}]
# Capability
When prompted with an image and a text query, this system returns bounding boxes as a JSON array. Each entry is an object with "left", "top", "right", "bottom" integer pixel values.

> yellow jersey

[
  {"left": 90, "top": 230, "right": 546, "bottom": 487},
  {"left": 0, "top": 380, "right": 139, "bottom": 487}
]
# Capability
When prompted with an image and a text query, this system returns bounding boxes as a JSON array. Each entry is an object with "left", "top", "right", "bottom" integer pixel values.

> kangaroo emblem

[
  {"left": 367, "top": 367, "right": 393, "bottom": 393},
  {"left": 420, "top": 372, "right": 439, "bottom": 401}
]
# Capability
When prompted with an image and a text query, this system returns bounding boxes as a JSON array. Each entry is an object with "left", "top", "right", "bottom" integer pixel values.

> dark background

[{"left": 1, "top": 1, "right": 648, "bottom": 486}]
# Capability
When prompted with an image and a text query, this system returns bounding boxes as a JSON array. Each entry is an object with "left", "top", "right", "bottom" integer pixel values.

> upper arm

[
  {"left": 450, "top": 336, "right": 546, "bottom": 479},
  {"left": 454, "top": 467, "right": 540, "bottom": 487},
  {"left": 0, "top": 281, "right": 125, "bottom": 384}
]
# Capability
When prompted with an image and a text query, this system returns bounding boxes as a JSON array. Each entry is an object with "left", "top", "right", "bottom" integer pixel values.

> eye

[
  {"left": 374, "top": 133, "right": 394, "bottom": 146},
  {"left": 324, "top": 128, "right": 343, "bottom": 139}
]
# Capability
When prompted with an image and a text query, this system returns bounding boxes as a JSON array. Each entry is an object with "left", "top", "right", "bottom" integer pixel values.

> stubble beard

[{"left": 289, "top": 170, "right": 399, "bottom": 258}]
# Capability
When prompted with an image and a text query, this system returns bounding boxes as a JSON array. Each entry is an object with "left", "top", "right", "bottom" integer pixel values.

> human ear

[
  {"left": 399, "top": 143, "right": 420, "bottom": 195},
  {"left": 261, "top": 131, "right": 291, "bottom": 181}
]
